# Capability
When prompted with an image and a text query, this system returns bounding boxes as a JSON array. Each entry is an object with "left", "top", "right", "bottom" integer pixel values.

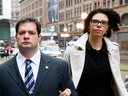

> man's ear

[
  {"left": 15, "top": 34, "right": 17, "bottom": 40},
  {"left": 38, "top": 34, "right": 42, "bottom": 42}
]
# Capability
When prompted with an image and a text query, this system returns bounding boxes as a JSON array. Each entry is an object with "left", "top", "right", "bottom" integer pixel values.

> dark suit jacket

[{"left": 0, "top": 52, "right": 78, "bottom": 96}]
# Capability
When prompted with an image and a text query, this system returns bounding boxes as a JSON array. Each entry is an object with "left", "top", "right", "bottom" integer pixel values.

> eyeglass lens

[{"left": 91, "top": 19, "right": 108, "bottom": 27}]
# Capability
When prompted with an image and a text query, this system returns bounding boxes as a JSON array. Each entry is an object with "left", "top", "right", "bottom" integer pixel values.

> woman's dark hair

[
  {"left": 15, "top": 17, "right": 41, "bottom": 35},
  {"left": 83, "top": 8, "right": 121, "bottom": 37}
]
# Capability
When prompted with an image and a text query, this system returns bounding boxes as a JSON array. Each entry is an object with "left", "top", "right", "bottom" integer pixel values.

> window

[
  {"left": 66, "top": 11, "right": 68, "bottom": 19},
  {"left": 16, "top": 12, "right": 19, "bottom": 16},
  {"left": 71, "top": 0, "right": 72, "bottom": 6},
  {"left": 39, "top": 0, "right": 42, "bottom": 6},
  {"left": 77, "top": 8, "right": 79, "bottom": 16},
  {"left": 12, "top": 13, "right": 14, "bottom": 16},
  {"left": 67, "top": 23, "right": 73, "bottom": 32},
  {"left": 108, "top": 1, "right": 110, "bottom": 7},
  {"left": 32, "top": 3, "right": 34, "bottom": 9},
  {"left": 29, "top": 13, "right": 31, "bottom": 17},
  {"left": 66, "top": 0, "right": 68, "bottom": 7},
  {"left": 63, "top": 1, "right": 64, "bottom": 8},
  {"left": 98, "top": 2, "right": 100, "bottom": 7},
  {"left": 36, "top": 10, "right": 38, "bottom": 17},
  {"left": 75, "top": 8, "right": 77, "bottom": 17},
  {"left": 125, "top": 0, "right": 128, "bottom": 4},
  {"left": 40, "top": 8, "right": 42, "bottom": 16},
  {"left": 71, "top": 10, "right": 72, "bottom": 18},
  {"left": 121, "top": 13, "right": 128, "bottom": 26},
  {"left": 21, "top": 10, "right": 22, "bottom": 15},
  {"left": 95, "top": 2, "right": 97, "bottom": 8},
  {"left": 29, "top": 5, "right": 31, "bottom": 11},
  {"left": 40, "top": 17, "right": 43, "bottom": 24},
  {"left": 59, "top": 2, "right": 60, "bottom": 10},
  {"left": 69, "top": 10, "right": 70, "bottom": 18},
  {"left": 84, "top": 5, "right": 86, "bottom": 12},
  {"left": 80, "top": 7, "right": 81, "bottom": 15},
  {"left": 0, "top": 0, "right": 2, "bottom": 15},
  {"left": 90, "top": 4, "right": 91, "bottom": 11},
  {"left": 69, "top": 0, "right": 70, "bottom": 6},
  {"left": 35, "top": 1, "right": 38, "bottom": 8},
  {"left": 103, "top": 2, "right": 106, "bottom": 7},
  {"left": 112, "top": 0, "right": 115, "bottom": 7},
  {"left": 62, "top": 12, "right": 64, "bottom": 20},
  {"left": 87, "top": 5, "right": 89, "bottom": 13},
  {"left": 120, "top": 0, "right": 123, "bottom": 5},
  {"left": 59, "top": 13, "right": 61, "bottom": 20},
  {"left": 75, "top": 0, "right": 76, "bottom": 4},
  {"left": 26, "top": 7, "right": 28, "bottom": 12},
  {"left": 60, "top": 24, "right": 64, "bottom": 33},
  {"left": 32, "top": 11, "right": 34, "bottom": 17}
]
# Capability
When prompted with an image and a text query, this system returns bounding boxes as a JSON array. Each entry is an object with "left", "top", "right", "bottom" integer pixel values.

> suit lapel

[
  {"left": 33, "top": 53, "right": 51, "bottom": 96},
  {"left": 8, "top": 56, "right": 29, "bottom": 95}
]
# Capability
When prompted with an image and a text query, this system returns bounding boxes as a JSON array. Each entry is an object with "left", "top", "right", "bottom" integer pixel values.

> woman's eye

[
  {"left": 93, "top": 20, "right": 98, "bottom": 23},
  {"left": 102, "top": 21, "right": 107, "bottom": 25}
]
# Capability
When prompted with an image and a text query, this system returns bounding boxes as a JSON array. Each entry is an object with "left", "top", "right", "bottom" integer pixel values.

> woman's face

[{"left": 89, "top": 13, "right": 109, "bottom": 38}]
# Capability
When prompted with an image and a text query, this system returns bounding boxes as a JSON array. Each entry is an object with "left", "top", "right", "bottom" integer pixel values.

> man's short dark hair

[{"left": 15, "top": 17, "right": 41, "bottom": 35}]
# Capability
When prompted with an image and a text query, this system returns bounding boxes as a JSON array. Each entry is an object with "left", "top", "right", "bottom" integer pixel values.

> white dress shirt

[{"left": 16, "top": 49, "right": 41, "bottom": 82}]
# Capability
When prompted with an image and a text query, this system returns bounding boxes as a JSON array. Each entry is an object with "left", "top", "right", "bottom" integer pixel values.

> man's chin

[{"left": 20, "top": 46, "right": 31, "bottom": 49}]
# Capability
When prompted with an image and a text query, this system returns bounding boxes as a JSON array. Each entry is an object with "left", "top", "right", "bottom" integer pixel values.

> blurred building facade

[
  {"left": 19, "top": 0, "right": 128, "bottom": 51},
  {"left": 10, "top": 0, "right": 21, "bottom": 46},
  {"left": 47, "top": 0, "right": 128, "bottom": 51},
  {"left": 11, "top": 0, "right": 20, "bottom": 27},
  {"left": 0, "top": 0, "right": 11, "bottom": 18},
  {"left": 0, "top": 0, "right": 16, "bottom": 47}
]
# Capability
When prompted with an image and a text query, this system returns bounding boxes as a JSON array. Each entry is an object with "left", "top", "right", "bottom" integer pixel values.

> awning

[{"left": 0, "top": 18, "right": 17, "bottom": 25}]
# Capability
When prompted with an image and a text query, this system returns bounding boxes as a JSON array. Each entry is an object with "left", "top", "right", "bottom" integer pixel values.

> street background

[
  {"left": 0, "top": 52, "right": 128, "bottom": 82},
  {"left": 120, "top": 51, "right": 128, "bottom": 81}
]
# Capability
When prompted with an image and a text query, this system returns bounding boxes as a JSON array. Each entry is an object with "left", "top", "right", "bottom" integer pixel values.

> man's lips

[{"left": 22, "top": 41, "right": 31, "bottom": 44}]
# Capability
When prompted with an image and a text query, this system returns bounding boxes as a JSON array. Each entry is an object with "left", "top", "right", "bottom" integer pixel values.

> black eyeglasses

[{"left": 90, "top": 19, "right": 109, "bottom": 27}]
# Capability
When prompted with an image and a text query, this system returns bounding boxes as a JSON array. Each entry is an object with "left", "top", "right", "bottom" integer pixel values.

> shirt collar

[
  {"left": 17, "top": 49, "right": 41, "bottom": 67},
  {"left": 86, "top": 39, "right": 107, "bottom": 53}
]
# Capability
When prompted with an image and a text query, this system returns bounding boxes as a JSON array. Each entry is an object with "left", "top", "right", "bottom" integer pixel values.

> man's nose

[{"left": 24, "top": 32, "right": 29, "bottom": 38}]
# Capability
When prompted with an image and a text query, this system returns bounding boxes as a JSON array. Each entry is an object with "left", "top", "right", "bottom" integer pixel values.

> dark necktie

[{"left": 24, "top": 59, "right": 35, "bottom": 95}]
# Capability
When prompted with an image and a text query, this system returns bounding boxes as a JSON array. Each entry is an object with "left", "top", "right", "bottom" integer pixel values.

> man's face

[{"left": 15, "top": 22, "right": 41, "bottom": 51}]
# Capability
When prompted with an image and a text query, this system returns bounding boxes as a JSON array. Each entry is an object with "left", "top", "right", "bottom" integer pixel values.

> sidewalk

[{"left": 120, "top": 52, "right": 128, "bottom": 81}]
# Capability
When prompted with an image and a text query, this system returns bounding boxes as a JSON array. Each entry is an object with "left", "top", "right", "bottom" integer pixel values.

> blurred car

[
  {"left": 12, "top": 48, "right": 19, "bottom": 56},
  {"left": 40, "top": 46, "right": 44, "bottom": 51},
  {"left": 41, "top": 45, "right": 61, "bottom": 58},
  {"left": 0, "top": 47, "right": 7, "bottom": 57}
]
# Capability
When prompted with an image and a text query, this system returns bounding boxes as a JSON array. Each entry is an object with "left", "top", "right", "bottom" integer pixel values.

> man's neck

[{"left": 19, "top": 48, "right": 38, "bottom": 59}]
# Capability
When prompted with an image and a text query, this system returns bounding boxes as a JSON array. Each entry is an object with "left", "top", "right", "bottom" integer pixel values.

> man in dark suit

[{"left": 0, "top": 17, "right": 78, "bottom": 96}]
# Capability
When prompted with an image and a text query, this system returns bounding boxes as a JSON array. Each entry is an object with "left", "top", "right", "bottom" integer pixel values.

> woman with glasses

[{"left": 64, "top": 8, "right": 128, "bottom": 96}]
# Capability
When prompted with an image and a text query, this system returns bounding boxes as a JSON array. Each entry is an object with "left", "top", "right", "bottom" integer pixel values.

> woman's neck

[{"left": 88, "top": 35, "right": 103, "bottom": 50}]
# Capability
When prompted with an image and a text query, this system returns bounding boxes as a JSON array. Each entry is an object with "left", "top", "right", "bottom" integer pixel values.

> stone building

[
  {"left": 47, "top": 0, "right": 128, "bottom": 51},
  {"left": 19, "top": 0, "right": 128, "bottom": 51}
]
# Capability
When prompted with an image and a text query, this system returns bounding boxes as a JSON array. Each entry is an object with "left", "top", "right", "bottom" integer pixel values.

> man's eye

[
  {"left": 19, "top": 32, "right": 25, "bottom": 34},
  {"left": 30, "top": 32, "right": 34, "bottom": 34}
]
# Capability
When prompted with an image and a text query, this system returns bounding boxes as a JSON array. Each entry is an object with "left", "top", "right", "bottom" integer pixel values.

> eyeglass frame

[{"left": 90, "top": 19, "right": 109, "bottom": 27}]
